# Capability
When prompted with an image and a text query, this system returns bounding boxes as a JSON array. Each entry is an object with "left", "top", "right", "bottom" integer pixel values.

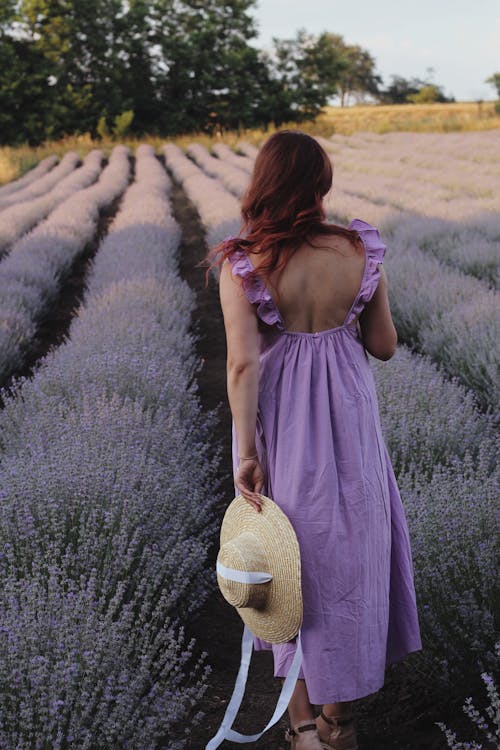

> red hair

[{"left": 205, "top": 130, "right": 360, "bottom": 289}]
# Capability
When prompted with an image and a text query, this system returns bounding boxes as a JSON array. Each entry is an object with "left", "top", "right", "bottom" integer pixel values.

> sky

[{"left": 251, "top": 0, "right": 500, "bottom": 102}]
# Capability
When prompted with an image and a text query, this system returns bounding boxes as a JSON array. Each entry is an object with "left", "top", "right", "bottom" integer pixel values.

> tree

[
  {"left": 11, "top": 0, "right": 129, "bottom": 138},
  {"left": 408, "top": 84, "right": 448, "bottom": 103},
  {"left": 0, "top": 35, "right": 55, "bottom": 145},
  {"left": 267, "top": 29, "right": 347, "bottom": 125},
  {"left": 380, "top": 75, "right": 423, "bottom": 104},
  {"left": 149, "top": 0, "right": 265, "bottom": 134},
  {"left": 380, "top": 74, "right": 453, "bottom": 104},
  {"left": 485, "top": 73, "right": 500, "bottom": 98},
  {"left": 324, "top": 35, "right": 382, "bottom": 106}
]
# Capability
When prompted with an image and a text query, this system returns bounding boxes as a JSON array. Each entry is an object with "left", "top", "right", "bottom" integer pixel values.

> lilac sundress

[{"left": 227, "top": 218, "right": 422, "bottom": 705}]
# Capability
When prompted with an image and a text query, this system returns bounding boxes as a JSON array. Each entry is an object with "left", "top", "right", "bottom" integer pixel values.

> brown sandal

[
  {"left": 285, "top": 718, "right": 324, "bottom": 749},
  {"left": 316, "top": 710, "right": 358, "bottom": 750}
]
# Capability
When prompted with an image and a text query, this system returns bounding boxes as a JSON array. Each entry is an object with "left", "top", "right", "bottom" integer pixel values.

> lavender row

[
  {"left": 0, "top": 145, "right": 130, "bottom": 385},
  {"left": 0, "top": 149, "right": 104, "bottom": 256},
  {"left": 0, "top": 144, "right": 219, "bottom": 747},
  {"left": 0, "top": 151, "right": 80, "bottom": 210},
  {"left": 236, "top": 141, "right": 259, "bottom": 160},
  {"left": 384, "top": 242, "right": 498, "bottom": 410},
  {"left": 371, "top": 346, "right": 496, "bottom": 479},
  {"left": 212, "top": 143, "right": 254, "bottom": 173},
  {"left": 187, "top": 143, "right": 249, "bottom": 198},
  {"left": 397, "top": 449, "right": 497, "bottom": 693},
  {"left": 0, "top": 155, "right": 58, "bottom": 198},
  {"left": 163, "top": 142, "right": 241, "bottom": 247},
  {"left": 391, "top": 214, "right": 499, "bottom": 288}
]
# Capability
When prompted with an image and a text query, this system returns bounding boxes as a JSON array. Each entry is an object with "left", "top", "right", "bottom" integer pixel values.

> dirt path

[
  {"left": 169, "top": 181, "right": 451, "bottom": 750},
  {"left": 170, "top": 180, "right": 289, "bottom": 750}
]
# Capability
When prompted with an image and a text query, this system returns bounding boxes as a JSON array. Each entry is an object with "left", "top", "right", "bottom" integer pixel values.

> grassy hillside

[{"left": 1, "top": 101, "right": 499, "bottom": 186}]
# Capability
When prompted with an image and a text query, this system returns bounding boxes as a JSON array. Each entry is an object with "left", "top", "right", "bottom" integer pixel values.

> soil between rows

[{"left": 169, "top": 180, "right": 448, "bottom": 750}]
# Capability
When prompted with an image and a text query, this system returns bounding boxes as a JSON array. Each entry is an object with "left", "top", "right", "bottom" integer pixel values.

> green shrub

[
  {"left": 113, "top": 110, "right": 134, "bottom": 138},
  {"left": 96, "top": 115, "right": 110, "bottom": 139}
]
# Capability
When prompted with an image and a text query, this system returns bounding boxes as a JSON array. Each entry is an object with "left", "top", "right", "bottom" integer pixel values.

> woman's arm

[
  {"left": 358, "top": 266, "right": 398, "bottom": 360},
  {"left": 219, "top": 260, "right": 264, "bottom": 511}
]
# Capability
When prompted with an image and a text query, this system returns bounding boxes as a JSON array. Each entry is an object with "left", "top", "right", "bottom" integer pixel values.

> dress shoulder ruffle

[
  {"left": 346, "top": 218, "right": 387, "bottom": 324},
  {"left": 227, "top": 249, "right": 285, "bottom": 330}
]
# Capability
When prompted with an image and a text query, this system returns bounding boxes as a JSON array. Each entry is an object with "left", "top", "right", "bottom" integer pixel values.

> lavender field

[{"left": 0, "top": 133, "right": 498, "bottom": 748}]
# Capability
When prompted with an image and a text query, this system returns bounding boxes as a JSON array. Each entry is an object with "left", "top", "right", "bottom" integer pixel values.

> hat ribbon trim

[
  {"left": 216, "top": 561, "right": 273, "bottom": 584},
  {"left": 205, "top": 624, "right": 302, "bottom": 749}
]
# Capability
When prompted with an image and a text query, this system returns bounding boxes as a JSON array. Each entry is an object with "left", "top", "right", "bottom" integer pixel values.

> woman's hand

[{"left": 235, "top": 458, "right": 265, "bottom": 512}]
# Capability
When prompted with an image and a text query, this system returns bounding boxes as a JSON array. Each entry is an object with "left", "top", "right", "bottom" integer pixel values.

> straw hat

[{"left": 216, "top": 494, "right": 302, "bottom": 644}]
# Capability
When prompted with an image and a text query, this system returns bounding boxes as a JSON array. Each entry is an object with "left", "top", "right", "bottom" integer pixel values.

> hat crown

[
  {"left": 217, "top": 495, "right": 302, "bottom": 644},
  {"left": 217, "top": 531, "right": 271, "bottom": 609}
]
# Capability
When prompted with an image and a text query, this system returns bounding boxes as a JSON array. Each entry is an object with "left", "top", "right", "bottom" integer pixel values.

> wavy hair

[{"left": 206, "top": 130, "right": 360, "bottom": 288}]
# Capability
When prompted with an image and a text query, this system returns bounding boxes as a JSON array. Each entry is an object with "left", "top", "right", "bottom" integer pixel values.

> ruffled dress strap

[
  {"left": 227, "top": 249, "right": 285, "bottom": 330},
  {"left": 343, "top": 218, "right": 386, "bottom": 326}
]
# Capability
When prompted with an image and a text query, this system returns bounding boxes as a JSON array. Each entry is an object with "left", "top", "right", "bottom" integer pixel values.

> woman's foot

[
  {"left": 285, "top": 718, "right": 324, "bottom": 749},
  {"left": 315, "top": 710, "right": 358, "bottom": 750}
]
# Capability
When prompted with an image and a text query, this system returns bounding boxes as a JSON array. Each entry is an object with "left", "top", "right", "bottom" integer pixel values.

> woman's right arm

[{"left": 359, "top": 266, "right": 398, "bottom": 360}]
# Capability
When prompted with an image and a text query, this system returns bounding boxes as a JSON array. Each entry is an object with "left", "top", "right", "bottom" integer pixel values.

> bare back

[{"left": 250, "top": 233, "right": 366, "bottom": 333}]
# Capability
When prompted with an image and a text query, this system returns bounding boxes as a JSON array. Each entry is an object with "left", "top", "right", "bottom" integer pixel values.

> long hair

[{"left": 205, "top": 130, "right": 360, "bottom": 288}]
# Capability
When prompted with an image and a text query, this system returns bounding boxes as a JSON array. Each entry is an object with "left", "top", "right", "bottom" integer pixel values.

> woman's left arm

[{"left": 219, "top": 260, "right": 265, "bottom": 512}]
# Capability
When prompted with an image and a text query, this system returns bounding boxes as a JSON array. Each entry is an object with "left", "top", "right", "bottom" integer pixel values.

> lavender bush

[
  {"left": 0, "top": 144, "right": 220, "bottom": 747},
  {"left": 391, "top": 214, "right": 499, "bottom": 288},
  {"left": 0, "top": 155, "right": 58, "bottom": 198},
  {"left": 163, "top": 143, "right": 241, "bottom": 246},
  {"left": 371, "top": 346, "right": 496, "bottom": 478},
  {"left": 396, "top": 452, "right": 498, "bottom": 692},
  {"left": 236, "top": 141, "right": 258, "bottom": 160},
  {"left": 0, "top": 151, "right": 80, "bottom": 210},
  {"left": 187, "top": 143, "right": 249, "bottom": 198},
  {"left": 212, "top": 143, "right": 254, "bottom": 174},
  {"left": 0, "top": 145, "right": 130, "bottom": 384},
  {"left": 372, "top": 349, "right": 498, "bottom": 694},
  {"left": 383, "top": 244, "right": 499, "bottom": 409},
  {"left": 436, "top": 644, "right": 500, "bottom": 749},
  {"left": 0, "top": 150, "right": 103, "bottom": 256}
]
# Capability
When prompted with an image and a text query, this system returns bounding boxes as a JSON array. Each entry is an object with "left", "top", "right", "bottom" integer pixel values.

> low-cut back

[
  {"left": 227, "top": 218, "right": 422, "bottom": 703},
  {"left": 249, "top": 231, "right": 366, "bottom": 334}
]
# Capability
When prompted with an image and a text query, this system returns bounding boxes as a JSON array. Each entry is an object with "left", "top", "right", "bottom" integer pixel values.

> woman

[{"left": 211, "top": 131, "right": 422, "bottom": 750}]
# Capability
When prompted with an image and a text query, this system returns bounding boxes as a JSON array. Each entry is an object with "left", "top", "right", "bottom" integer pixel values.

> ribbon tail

[
  {"left": 205, "top": 627, "right": 303, "bottom": 747},
  {"left": 225, "top": 631, "right": 303, "bottom": 743},
  {"left": 205, "top": 625, "right": 254, "bottom": 750}
]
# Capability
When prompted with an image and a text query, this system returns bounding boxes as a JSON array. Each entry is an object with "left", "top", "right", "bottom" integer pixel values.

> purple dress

[{"left": 228, "top": 218, "right": 422, "bottom": 705}]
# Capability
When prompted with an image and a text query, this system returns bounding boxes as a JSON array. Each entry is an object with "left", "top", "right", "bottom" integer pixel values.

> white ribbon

[
  {"left": 205, "top": 625, "right": 303, "bottom": 749},
  {"left": 216, "top": 561, "right": 273, "bottom": 584}
]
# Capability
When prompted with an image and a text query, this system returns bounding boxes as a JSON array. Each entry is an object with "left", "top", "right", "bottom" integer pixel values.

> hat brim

[{"left": 218, "top": 495, "right": 302, "bottom": 644}]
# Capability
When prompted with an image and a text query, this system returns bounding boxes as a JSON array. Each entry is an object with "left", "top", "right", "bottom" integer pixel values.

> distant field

[{"left": 1, "top": 101, "right": 498, "bottom": 186}]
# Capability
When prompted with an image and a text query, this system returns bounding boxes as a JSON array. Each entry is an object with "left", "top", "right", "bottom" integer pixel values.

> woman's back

[{"left": 250, "top": 233, "right": 366, "bottom": 333}]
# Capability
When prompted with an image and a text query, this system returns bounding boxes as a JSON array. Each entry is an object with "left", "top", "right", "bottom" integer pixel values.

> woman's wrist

[{"left": 238, "top": 452, "right": 258, "bottom": 461}]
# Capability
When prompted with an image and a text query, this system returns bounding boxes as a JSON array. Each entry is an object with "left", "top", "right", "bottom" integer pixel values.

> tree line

[{"left": 1, "top": 0, "right": 455, "bottom": 145}]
